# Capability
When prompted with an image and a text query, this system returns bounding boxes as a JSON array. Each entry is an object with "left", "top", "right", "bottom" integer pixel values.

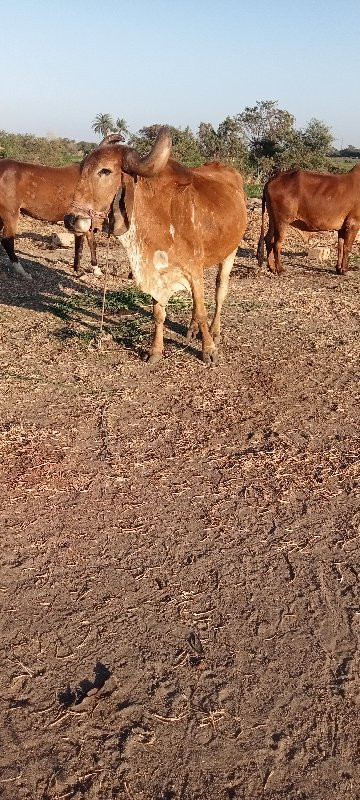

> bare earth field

[{"left": 1, "top": 207, "right": 360, "bottom": 800}]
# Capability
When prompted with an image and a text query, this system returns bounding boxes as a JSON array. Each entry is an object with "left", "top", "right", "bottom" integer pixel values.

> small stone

[
  {"left": 51, "top": 230, "right": 74, "bottom": 248},
  {"left": 308, "top": 246, "right": 331, "bottom": 262}
]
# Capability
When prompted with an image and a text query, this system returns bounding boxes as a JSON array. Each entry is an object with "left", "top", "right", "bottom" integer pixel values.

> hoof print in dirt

[
  {"left": 58, "top": 662, "right": 115, "bottom": 713},
  {"left": 186, "top": 629, "right": 204, "bottom": 666}
]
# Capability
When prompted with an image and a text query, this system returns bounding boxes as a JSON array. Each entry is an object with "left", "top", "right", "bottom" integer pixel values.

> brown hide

[
  {"left": 64, "top": 133, "right": 247, "bottom": 363},
  {"left": 257, "top": 165, "right": 360, "bottom": 274},
  {"left": 0, "top": 159, "right": 98, "bottom": 272}
]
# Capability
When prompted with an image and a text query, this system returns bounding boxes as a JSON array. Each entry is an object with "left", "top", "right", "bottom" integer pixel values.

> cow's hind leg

[
  {"left": 273, "top": 222, "right": 287, "bottom": 275},
  {"left": 338, "top": 219, "right": 358, "bottom": 274},
  {"left": 190, "top": 274, "right": 217, "bottom": 365},
  {"left": 336, "top": 229, "right": 345, "bottom": 274},
  {"left": 209, "top": 248, "right": 236, "bottom": 345},
  {"left": 147, "top": 299, "right": 166, "bottom": 364},
  {"left": 265, "top": 226, "right": 276, "bottom": 273}
]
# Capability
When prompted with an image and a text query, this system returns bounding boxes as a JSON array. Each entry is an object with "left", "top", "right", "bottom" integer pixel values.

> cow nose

[{"left": 64, "top": 213, "right": 76, "bottom": 230}]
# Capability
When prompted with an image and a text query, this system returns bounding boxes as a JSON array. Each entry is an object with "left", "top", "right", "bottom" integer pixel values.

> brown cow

[
  {"left": 257, "top": 165, "right": 360, "bottom": 275},
  {"left": 64, "top": 127, "right": 247, "bottom": 364},
  {"left": 0, "top": 135, "right": 122, "bottom": 280}
]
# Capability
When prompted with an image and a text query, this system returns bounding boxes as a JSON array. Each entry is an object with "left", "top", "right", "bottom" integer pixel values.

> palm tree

[
  {"left": 115, "top": 118, "right": 130, "bottom": 141},
  {"left": 92, "top": 113, "right": 115, "bottom": 138}
]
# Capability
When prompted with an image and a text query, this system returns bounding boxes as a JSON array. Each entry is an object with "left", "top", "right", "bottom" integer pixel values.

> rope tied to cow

[{"left": 68, "top": 202, "right": 108, "bottom": 221}]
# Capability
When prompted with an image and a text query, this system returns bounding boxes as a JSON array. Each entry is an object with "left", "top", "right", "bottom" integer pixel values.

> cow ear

[{"left": 108, "top": 174, "right": 135, "bottom": 235}]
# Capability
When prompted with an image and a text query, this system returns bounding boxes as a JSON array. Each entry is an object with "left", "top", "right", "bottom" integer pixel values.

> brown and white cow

[
  {"left": 257, "top": 165, "right": 360, "bottom": 275},
  {"left": 0, "top": 135, "right": 121, "bottom": 280},
  {"left": 64, "top": 127, "right": 247, "bottom": 364}
]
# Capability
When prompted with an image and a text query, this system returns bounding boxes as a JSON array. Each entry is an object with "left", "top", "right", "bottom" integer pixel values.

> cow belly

[{"left": 119, "top": 224, "right": 191, "bottom": 306}]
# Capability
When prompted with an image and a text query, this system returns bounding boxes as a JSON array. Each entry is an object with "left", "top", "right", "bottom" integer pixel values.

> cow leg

[
  {"left": 190, "top": 275, "right": 217, "bottom": 365},
  {"left": 273, "top": 222, "right": 287, "bottom": 275},
  {"left": 0, "top": 209, "right": 32, "bottom": 280},
  {"left": 336, "top": 230, "right": 344, "bottom": 273},
  {"left": 186, "top": 318, "right": 199, "bottom": 341},
  {"left": 73, "top": 234, "right": 84, "bottom": 273},
  {"left": 339, "top": 221, "right": 358, "bottom": 274},
  {"left": 209, "top": 249, "right": 236, "bottom": 345},
  {"left": 86, "top": 231, "right": 98, "bottom": 267},
  {"left": 147, "top": 299, "right": 166, "bottom": 364},
  {"left": 265, "top": 225, "right": 276, "bottom": 273}
]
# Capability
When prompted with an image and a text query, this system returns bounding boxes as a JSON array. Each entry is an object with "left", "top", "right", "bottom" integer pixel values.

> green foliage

[
  {"left": 244, "top": 183, "right": 263, "bottom": 198},
  {"left": 235, "top": 101, "right": 333, "bottom": 177},
  {"left": 115, "top": 118, "right": 130, "bottom": 141},
  {"left": 0, "top": 101, "right": 344, "bottom": 178},
  {"left": 129, "top": 124, "right": 203, "bottom": 167},
  {"left": 92, "top": 113, "right": 116, "bottom": 138},
  {"left": 198, "top": 116, "right": 249, "bottom": 173}
]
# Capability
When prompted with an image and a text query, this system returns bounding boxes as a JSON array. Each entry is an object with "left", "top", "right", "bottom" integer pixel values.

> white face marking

[
  {"left": 169, "top": 223, "right": 175, "bottom": 239},
  {"left": 191, "top": 204, "right": 195, "bottom": 224},
  {"left": 153, "top": 250, "right": 168, "bottom": 271}
]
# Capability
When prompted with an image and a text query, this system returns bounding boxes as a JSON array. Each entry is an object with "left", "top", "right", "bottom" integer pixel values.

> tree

[
  {"left": 237, "top": 100, "right": 296, "bottom": 177},
  {"left": 275, "top": 118, "right": 333, "bottom": 171},
  {"left": 130, "top": 124, "right": 203, "bottom": 167},
  {"left": 115, "top": 118, "right": 130, "bottom": 141},
  {"left": 197, "top": 117, "right": 248, "bottom": 172},
  {"left": 302, "top": 118, "right": 333, "bottom": 158},
  {"left": 92, "top": 113, "right": 115, "bottom": 138}
]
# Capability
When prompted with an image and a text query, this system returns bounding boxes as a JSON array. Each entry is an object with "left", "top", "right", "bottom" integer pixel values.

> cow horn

[
  {"left": 123, "top": 126, "right": 172, "bottom": 177},
  {"left": 99, "top": 133, "right": 125, "bottom": 147}
]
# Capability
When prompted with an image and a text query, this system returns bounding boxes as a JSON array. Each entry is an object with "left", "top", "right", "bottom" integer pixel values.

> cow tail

[{"left": 256, "top": 188, "right": 266, "bottom": 268}]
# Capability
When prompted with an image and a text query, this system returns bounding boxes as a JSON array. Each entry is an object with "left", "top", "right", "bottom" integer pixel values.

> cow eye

[{"left": 98, "top": 168, "right": 112, "bottom": 176}]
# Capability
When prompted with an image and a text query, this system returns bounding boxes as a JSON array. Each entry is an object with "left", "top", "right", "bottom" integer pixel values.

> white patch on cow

[
  {"left": 191, "top": 204, "right": 195, "bottom": 224},
  {"left": 120, "top": 218, "right": 191, "bottom": 306},
  {"left": 120, "top": 219, "right": 143, "bottom": 286},
  {"left": 169, "top": 223, "right": 175, "bottom": 239},
  {"left": 76, "top": 218, "right": 92, "bottom": 233},
  {"left": 92, "top": 266, "right": 103, "bottom": 278},
  {"left": 153, "top": 250, "right": 168, "bottom": 271},
  {"left": 13, "top": 261, "right": 32, "bottom": 281}
]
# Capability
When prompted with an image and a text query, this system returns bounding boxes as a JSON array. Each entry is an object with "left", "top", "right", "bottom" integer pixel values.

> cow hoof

[
  {"left": 186, "top": 324, "right": 199, "bottom": 342},
  {"left": 202, "top": 349, "right": 218, "bottom": 366},
  {"left": 145, "top": 353, "right": 163, "bottom": 365},
  {"left": 13, "top": 262, "right": 32, "bottom": 281},
  {"left": 336, "top": 267, "right": 345, "bottom": 275}
]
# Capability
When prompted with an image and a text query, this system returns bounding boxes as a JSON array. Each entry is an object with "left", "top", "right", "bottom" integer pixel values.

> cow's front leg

[{"left": 147, "top": 299, "right": 166, "bottom": 364}]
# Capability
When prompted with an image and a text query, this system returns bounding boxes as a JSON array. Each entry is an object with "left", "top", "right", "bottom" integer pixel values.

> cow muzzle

[{"left": 64, "top": 213, "right": 92, "bottom": 233}]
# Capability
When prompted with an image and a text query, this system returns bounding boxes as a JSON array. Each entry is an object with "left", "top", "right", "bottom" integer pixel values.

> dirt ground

[{"left": 1, "top": 207, "right": 360, "bottom": 800}]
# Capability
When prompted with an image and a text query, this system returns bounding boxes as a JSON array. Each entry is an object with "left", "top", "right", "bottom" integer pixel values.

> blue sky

[{"left": 2, "top": 0, "right": 359, "bottom": 146}]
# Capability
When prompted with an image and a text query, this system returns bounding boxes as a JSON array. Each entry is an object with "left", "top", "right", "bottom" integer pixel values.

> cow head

[{"left": 64, "top": 127, "right": 172, "bottom": 234}]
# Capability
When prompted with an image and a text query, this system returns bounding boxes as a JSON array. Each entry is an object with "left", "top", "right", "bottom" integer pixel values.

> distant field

[{"left": 330, "top": 155, "right": 360, "bottom": 171}]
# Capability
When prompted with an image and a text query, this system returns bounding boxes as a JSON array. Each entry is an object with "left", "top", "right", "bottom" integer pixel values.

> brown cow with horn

[
  {"left": 64, "top": 127, "right": 247, "bottom": 364},
  {"left": 0, "top": 134, "right": 121, "bottom": 280},
  {"left": 257, "top": 165, "right": 360, "bottom": 275}
]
